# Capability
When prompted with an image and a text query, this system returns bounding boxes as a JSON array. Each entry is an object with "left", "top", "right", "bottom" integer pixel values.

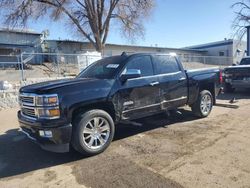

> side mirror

[
  {"left": 232, "top": 63, "right": 237, "bottom": 66},
  {"left": 120, "top": 69, "right": 141, "bottom": 82}
]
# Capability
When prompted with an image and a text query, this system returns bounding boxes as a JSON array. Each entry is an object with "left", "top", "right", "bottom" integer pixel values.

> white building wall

[
  {"left": 0, "top": 31, "right": 40, "bottom": 46},
  {"left": 233, "top": 40, "right": 247, "bottom": 64}
]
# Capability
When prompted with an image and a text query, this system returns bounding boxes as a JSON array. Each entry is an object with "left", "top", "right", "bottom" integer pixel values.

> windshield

[
  {"left": 77, "top": 56, "right": 126, "bottom": 79},
  {"left": 240, "top": 58, "right": 250, "bottom": 65}
]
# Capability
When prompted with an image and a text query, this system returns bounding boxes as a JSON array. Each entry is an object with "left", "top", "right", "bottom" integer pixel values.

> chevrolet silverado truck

[
  {"left": 18, "top": 53, "right": 222, "bottom": 155},
  {"left": 223, "top": 57, "right": 250, "bottom": 92}
]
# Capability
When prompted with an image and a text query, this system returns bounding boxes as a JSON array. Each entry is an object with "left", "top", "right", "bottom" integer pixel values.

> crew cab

[
  {"left": 224, "top": 57, "right": 250, "bottom": 92},
  {"left": 18, "top": 53, "right": 222, "bottom": 155}
]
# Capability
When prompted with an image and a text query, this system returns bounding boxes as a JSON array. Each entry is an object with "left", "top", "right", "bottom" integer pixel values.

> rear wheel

[
  {"left": 72, "top": 109, "right": 115, "bottom": 156},
  {"left": 191, "top": 90, "right": 213, "bottom": 118}
]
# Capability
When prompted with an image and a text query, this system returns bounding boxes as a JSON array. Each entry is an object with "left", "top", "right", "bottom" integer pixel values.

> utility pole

[{"left": 246, "top": 26, "right": 250, "bottom": 56}]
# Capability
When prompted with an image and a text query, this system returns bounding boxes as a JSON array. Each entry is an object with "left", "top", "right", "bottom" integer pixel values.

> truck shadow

[
  {"left": 114, "top": 109, "right": 197, "bottom": 141},
  {"left": 0, "top": 128, "right": 83, "bottom": 179},
  {"left": 0, "top": 109, "right": 211, "bottom": 179}
]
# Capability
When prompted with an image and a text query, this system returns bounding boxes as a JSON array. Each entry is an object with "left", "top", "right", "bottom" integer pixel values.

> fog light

[{"left": 39, "top": 130, "right": 53, "bottom": 138}]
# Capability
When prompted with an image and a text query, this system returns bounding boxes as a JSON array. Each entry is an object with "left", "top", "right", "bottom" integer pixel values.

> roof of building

[
  {"left": 0, "top": 43, "right": 35, "bottom": 48},
  {"left": 45, "top": 39, "right": 206, "bottom": 53},
  {"left": 0, "top": 28, "right": 41, "bottom": 35},
  {"left": 185, "top": 39, "right": 234, "bottom": 50}
]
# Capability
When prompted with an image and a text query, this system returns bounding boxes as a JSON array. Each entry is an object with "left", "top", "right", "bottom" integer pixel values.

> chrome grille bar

[
  {"left": 19, "top": 93, "right": 35, "bottom": 106},
  {"left": 21, "top": 107, "right": 36, "bottom": 117}
]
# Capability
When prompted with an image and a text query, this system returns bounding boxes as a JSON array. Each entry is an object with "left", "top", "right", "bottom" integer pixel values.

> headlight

[
  {"left": 36, "top": 94, "right": 60, "bottom": 119},
  {"left": 37, "top": 107, "right": 60, "bottom": 119},
  {"left": 36, "top": 94, "right": 59, "bottom": 106}
]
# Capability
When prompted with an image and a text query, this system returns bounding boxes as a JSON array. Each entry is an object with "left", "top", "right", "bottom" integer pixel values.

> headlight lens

[
  {"left": 37, "top": 108, "right": 60, "bottom": 119},
  {"left": 36, "top": 94, "right": 60, "bottom": 119},
  {"left": 36, "top": 94, "right": 59, "bottom": 106}
]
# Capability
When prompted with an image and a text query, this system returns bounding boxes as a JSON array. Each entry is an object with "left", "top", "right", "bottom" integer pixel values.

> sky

[{"left": 29, "top": 0, "right": 239, "bottom": 48}]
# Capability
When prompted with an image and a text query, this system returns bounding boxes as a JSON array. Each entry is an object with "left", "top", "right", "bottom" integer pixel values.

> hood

[{"left": 20, "top": 78, "right": 114, "bottom": 94}]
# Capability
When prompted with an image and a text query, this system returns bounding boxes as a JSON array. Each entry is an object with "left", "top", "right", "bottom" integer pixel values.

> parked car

[
  {"left": 223, "top": 57, "right": 250, "bottom": 92},
  {"left": 18, "top": 53, "right": 222, "bottom": 155}
]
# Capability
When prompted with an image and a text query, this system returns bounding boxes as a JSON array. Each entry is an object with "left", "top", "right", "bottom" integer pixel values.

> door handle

[
  {"left": 150, "top": 81, "right": 159, "bottom": 86},
  {"left": 178, "top": 77, "right": 186, "bottom": 82}
]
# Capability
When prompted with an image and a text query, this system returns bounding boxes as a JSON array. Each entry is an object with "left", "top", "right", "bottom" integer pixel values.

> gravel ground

[{"left": 0, "top": 91, "right": 250, "bottom": 188}]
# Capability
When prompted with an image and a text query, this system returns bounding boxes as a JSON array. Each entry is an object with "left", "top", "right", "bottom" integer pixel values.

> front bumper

[{"left": 18, "top": 111, "right": 72, "bottom": 153}]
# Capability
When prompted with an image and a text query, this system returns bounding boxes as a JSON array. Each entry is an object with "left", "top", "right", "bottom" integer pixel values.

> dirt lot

[{"left": 0, "top": 91, "right": 250, "bottom": 188}]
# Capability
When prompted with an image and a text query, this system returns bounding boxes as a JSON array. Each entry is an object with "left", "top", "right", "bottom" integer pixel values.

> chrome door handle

[
  {"left": 150, "top": 81, "right": 159, "bottom": 86},
  {"left": 178, "top": 77, "right": 186, "bottom": 82}
]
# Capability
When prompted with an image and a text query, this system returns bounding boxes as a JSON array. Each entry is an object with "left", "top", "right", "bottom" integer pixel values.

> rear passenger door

[
  {"left": 118, "top": 55, "right": 161, "bottom": 120},
  {"left": 153, "top": 55, "right": 188, "bottom": 109}
]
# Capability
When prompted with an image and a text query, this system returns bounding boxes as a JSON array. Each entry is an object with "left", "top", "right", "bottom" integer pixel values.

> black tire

[
  {"left": 72, "top": 109, "right": 115, "bottom": 156},
  {"left": 224, "top": 83, "right": 235, "bottom": 93},
  {"left": 191, "top": 90, "right": 213, "bottom": 118}
]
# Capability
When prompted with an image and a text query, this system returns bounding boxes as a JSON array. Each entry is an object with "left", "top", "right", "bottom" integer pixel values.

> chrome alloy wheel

[
  {"left": 82, "top": 117, "right": 110, "bottom": 150},
  {"left": 200, "top": 94, "right": 212, "bottom": 115}
]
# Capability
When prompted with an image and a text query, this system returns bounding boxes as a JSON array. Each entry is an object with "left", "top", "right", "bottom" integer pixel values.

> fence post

[
  {"left": 16, "top": 55, "right": 20, "bottom": 71},
  {"left": 86, "top": 55, "right": 88, "bottom": 67},
  {"left": 20, "top": 52, "right": 25, "bottom": 82},
  {"left": 57, "top": 55, "right": 60, "bottom": 77}
]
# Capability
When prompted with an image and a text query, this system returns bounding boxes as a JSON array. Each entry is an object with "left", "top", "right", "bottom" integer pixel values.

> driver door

[{"left": 117, "top": 55, "right": 160, "bottom": 120}]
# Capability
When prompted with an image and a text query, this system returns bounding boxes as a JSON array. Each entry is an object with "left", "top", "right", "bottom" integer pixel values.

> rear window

[
  {"left": 154, "top": 55, "right": 181, "bottom": 74},
  {"left": 240, "top": 58, "right": 250, "bottom": 65}
]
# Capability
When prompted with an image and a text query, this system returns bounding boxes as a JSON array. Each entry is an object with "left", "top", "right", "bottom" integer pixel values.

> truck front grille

[
  {"left": 19, "top": 94, "right": 35, "bottom": 105},
  {"left": 19, "top": 93, "right": 37, "bottom": 119},
  {"left": 22, "top": 107, "right": 36, "bottom": 118}
]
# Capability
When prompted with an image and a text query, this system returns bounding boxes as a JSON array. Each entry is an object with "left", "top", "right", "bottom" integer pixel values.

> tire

[
  {"left": 224, "top": 83, "right": 235, "bottom": 93},
  {"left": 191, "top": 90, "right": 213, "bottom": 118},
  {"left": 72, "top": 109, "right": 115, "bottom": 156}
]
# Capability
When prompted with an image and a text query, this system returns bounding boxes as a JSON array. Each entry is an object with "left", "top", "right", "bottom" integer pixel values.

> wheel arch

[
  {"left": 70, "top": 102, "right": 116, "bottom": 124},
  {"left": 199, "top": 83, "right": 216, "bottom": 104}
]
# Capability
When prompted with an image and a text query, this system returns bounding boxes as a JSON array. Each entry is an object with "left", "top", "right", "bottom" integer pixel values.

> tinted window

[
  {"left": 77, "top": 56, "right": 125, "bottom": 79},
  {"left": 123, "top": 56, "right": 153, "bottom": 77},
  {"left": 154, "top": 55, "right": 180, "bottom": 74},
  {"left": 240, "top": 58, "right": 250, "bottom": 65}
]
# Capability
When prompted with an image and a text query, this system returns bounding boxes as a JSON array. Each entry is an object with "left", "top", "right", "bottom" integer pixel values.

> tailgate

[{"left": 224, "top": 66, "right": 250, "bottom": 80}]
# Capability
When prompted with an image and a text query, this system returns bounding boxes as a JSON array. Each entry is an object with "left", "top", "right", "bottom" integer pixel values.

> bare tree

[
  {"left": 0, "top": 0, "right": 155, "bottom": 52},
  {"left": 232, "top": 0, "right": 250, "bottom": 39}
]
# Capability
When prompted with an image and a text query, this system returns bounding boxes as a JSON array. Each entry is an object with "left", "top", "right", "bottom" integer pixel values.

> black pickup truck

[
  {"left": 223, "top": 57, "right": 250, "bottom": 92},
  {"left": 18, "top": 53, "right": 222, "bottom": 155}
]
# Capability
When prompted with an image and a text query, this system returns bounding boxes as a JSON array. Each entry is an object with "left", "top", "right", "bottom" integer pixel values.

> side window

[
  {"left": 124, "top": 56, "right": 154, "bottom": 77},
  {"left": 154, "top": 55, "right": 180, "bottom": 74}
]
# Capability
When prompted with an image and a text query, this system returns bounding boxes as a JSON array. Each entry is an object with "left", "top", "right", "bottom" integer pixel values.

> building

[
  {"left": 0, "top": 28, "right": 43, "bottom": 64},
  {"left": 44, "top": 39, "right": 206, "bottom": 57},
  {"left": 186, "top": 39, "right": 247, "bottom": 64},
  {"left": 0, "top": 28, "right": 42, "bottom": 55},
  {"left": 0, "top": 29, "right": 247, "bottom": 66}
]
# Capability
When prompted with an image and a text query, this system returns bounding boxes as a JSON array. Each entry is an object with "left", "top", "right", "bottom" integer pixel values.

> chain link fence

[
  {"left": 20, "top": 52, "right": 101, "bottom": 81},
  {"left": 179, "top": 55, "right": 234, "bottom": 70},
  {"left": 0, "top": 52, "right": 101, "bottom": 92},
  {"left": 0, "top": 52, "right": 237, "bottom": 88}
]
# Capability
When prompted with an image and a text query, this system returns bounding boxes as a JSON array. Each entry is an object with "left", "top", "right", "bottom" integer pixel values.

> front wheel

[
  {"left": 191, "top": 90, "right": 213, "bottom": 118},
  {"left": 72, "top": 109, "right": 115, "bottom": 156}
]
